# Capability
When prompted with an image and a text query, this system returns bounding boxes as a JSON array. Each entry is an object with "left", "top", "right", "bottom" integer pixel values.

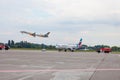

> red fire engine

[
  {"left": 96, "top": 47, "right": 111, "bottom": 53},
  {"left": 0, "top": 44, "right": 10, "bottom": 50}
]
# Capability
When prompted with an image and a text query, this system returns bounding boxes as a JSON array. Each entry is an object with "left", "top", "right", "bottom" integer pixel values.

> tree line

[
  {"left": 7, "top": 40, "right": 55, "bottom": 50},
  {"left": 1, "top": 40, "right": 120, "bottom": 51}
]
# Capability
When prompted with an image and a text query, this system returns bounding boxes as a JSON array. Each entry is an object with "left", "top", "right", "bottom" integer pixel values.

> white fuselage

[
  {"left": 56, "top": 44, "right": 77, "bottom": 52},
  {"left": 56, "top": 38, "right": 82, "bottom": 52}
]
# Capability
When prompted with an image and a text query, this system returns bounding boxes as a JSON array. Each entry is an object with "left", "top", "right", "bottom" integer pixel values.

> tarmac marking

[
  {"left": 0, "top": 69, "right": 120, "bottom": 73},
  {"left": 18, "top": 75, "right": 33, "bottom": 80}
]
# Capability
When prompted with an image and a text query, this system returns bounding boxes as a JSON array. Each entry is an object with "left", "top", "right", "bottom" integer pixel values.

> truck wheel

[
  {"left": 64, "top": 49, "right": 67, "bottom": 52},
  {"left": 97, "top": 51, "right": 100, "bottom": 53},
  {"left": 5, "top": 48, "right": 9, "bottom": 50},
  {"left": 104, "top": 51, "right": 109, "bottom": 53}
]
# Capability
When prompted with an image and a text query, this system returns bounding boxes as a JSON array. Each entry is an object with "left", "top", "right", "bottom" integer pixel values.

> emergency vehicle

[
  {"left": 0, "top": 44, "right": 10, "bottom": 50},
  {"left": 96, "top": 47, "right": 111, "bottom": 53}
]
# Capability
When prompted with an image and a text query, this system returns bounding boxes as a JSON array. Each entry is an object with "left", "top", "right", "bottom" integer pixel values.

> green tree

[
  {"left": 112, "top": 46, "right": 120, "bottom": 52},
  {"left": 8, "top": 40, "right": 11, "bottom": 46}
]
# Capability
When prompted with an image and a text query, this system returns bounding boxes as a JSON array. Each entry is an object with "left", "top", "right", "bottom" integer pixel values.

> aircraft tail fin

[
  {"left": 44, "top": 32, "right": 50, "bottom": 37},
  {"left": 46, "top": 32, "right": 50, "bottom": 35},
  {"left": 78, "top": 38, "right": 82, "bottom": 48}
]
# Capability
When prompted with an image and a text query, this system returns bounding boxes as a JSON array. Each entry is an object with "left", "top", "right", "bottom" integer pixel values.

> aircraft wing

[
  {"left": 20, "top": 31, "right": 36, "bottom": 37},
  {"left": 20, "top": 31, "right": 31, "bottom": 34}
]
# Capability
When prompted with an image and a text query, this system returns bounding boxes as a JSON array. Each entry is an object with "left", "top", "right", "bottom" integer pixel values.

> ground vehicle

[
  {"left": 0, "top": 44, "right": 10, "bottom": 50},
  {"left": 96, "top": 47, "right": 111, "bottom": 53}
]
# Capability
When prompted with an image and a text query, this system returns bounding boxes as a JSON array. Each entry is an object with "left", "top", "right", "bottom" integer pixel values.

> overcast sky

[{"left": 0, "top": 0, "right": 120, "bottom": 46}]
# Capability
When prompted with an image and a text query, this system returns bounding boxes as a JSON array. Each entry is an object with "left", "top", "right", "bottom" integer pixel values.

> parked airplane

[
  {"left": 56, "top": 38, "right": 82, "bottom": 52},
  {"left": 20, "top": 31, "right": 50, "bottom": 38}
]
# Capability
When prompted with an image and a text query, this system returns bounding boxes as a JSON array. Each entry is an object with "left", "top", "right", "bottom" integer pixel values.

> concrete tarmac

[{"left": 0, "top": 50, "right": 120, "bottom": 80}]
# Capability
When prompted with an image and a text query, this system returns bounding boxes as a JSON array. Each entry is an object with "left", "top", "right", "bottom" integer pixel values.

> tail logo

[{"left": 78, "top": 38, "right": 82, "bottom": 48}]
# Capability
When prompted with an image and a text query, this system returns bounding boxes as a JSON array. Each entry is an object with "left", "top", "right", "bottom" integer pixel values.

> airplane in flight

[
  {"left": 20, "top": 31, "right": 50, "bottom": 38},
  {"left": 56, "top": 38, "right": 83, "bottom": 52}
]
